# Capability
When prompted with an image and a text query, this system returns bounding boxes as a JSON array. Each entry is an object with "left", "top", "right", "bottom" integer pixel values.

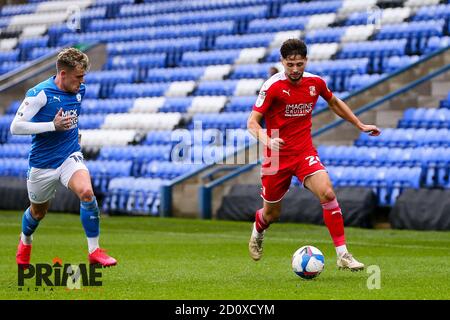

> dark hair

[{"left": 280, "top": 39, "right": 307, "bottom": 59}]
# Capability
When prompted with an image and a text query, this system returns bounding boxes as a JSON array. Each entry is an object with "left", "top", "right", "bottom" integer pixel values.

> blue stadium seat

[
  {"left": 79, "top": 7, "right": 108, "bottom": 31},
  {"left": 338, "top": 40, "right": 407, "bottom": 59},
  {"left": 401, "top": 108, "right": 450, "bottom": 129},
  {"left": 190, "top": 112, "right": 248, "bottom": 130},
  {"left": 0, "top": 115, "right": 15, "bottom": 143},
  {"left": 5, "top": 100, "right": 21, "bottom": 115},
  {"left": 19, "top": 36, "right": 49, "bottom": 60},
  {"left": 214, "top": 33, "right": 274, "bottom": 50},
  {"left": 280, "top": 1, "right": 342, "bottom": 17},
  {"left": 265, "top": 47, "right": 282, "bottom": 63},
  {"left": 1, "top": 3, "right": 36, "bottom": 16},
  {"left": 412, "top": 4, "right": 450, "bottom": 21},
  {"left": 382, "top": 55, "right": 419, "bottom": 73},
  {"left": 387, "top": 167, "right": 422, "bottom": 205},
  {"left": 84, "top": 84, "right": 101, "bottom": 99},
  {"left": 0, "top": 61, "right": 28, "bottom": 76},
  {"left": 308, "top": 59, "right": 369, "bottom": 77},
  {"left": 7, "top": 135, "right": 32, "bottom": 144},
  {"left": 375, "top": 20, "right": 445, "bottom": 41},
  {"left": 144, "top": 130, "right": 175, "bottom": 145},
  {"left": 229, "top": 63, "right": 274, "bottom": 79},
  {"left": 0, "top": 49, "right": 20, "bottom": 62},
  {"left": 224, "top": 96, "right": 255, "bottom": 112},
  {"left": 327, "top": 166, "right": 345, "bottom": 185},
  {"left": 78, "top": 114, "right": 106, "bottom": 129},
  {"left": 180, "top": 49, "right": 241, "bottom": 67},
  {"left": 78, "top": 21, "right": 235, "bottom": 44},
  {"left": 0, "top": 17, "right": 11, "bottom": 29},
  {"left": 86, "top": 160, "right": 132, "bottom": 193},
  {"left": 440, "top": 91, "right": 450, "bottom": 109},
  {"left": 160, "top": 97, "right": 193, "bottom": 113},
  {"left": 0, "top": 143, "right": 29, "bottom": 158},
  {"left": 28, "top": 47, "right": 58, "bottom": 61},
  {"left": 47, "top": 24, "right": 76, "bottom": 47},
  {"left": 0, "top": 158, "right": 28, "bottom": 178},
  {"left": 398, "top": 107, "right": 417, "bottom": 128},
  {"left": 85, "top": 70, "right": 136, "bottom": 85},
  {"left": 346, "top": 73, "right": 384, "bottom": 91},
  {"left": 104, "top": 177, "right": 168, "bottom": 215},
  {"left": 194, "top": 80, "right": 238, "bottom": 96},
  {"left": 345, "top": 11, "right": 369, "bottom": 26},
  {"left": 81, "top": 98, "right": 134, "bottom": 115},
  {"left": 107, "top": 37, "right": 202, "bottom": 56},
  {"left": 145, "top": 66, "right": 205, "bottom": 83},
  {"left": 247, "top": 16, "right": 308, "bottom": 33},
  {"left": 105, "top": 53, "right": 166, "bottom": 70},
  {"left": 88, "top": 15, "right": 155, "bottom": 32},
  {"left": 119, "top": 4, "right": 269, "bottom": 24},
  {"left": 111, "top": 83, "right": 169, "bottom": 98},
  {"left": 140, "top": 160, "right": 202, "bottom": 180},
  {"left": 424, "top": 36, "right": 450, "bottom": 55},
  {"left": 387, "top": 128, "right": 414, "bottom": 148},
  {"left": 98, "top": 145, "right": 173, "bottom": 176},
  {"left": 436, "top": 147, "right": 450, "bottom": 187},
  {"left": 306, "top": 27, "right": 347, "bottom": 44},
  {"left": 355, "top": 128, "right": 392, "bottom": 147},
  {"left": 85, "top": 70, "right": 136, "bottom": 97}
]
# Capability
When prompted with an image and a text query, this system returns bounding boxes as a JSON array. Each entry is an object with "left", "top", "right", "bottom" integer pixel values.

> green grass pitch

[{"left": 0, "top": 210, "right": 449, "bottom": 300}]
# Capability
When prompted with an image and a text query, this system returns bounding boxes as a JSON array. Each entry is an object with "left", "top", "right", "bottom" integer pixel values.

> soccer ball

[{"left": 291, "top": 245, "right": 325, "bottom": 280}]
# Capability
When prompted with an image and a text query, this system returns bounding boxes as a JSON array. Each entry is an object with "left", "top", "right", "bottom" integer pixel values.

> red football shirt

[{"left": 252, "top": 71, "right": 333, "bottom": 156}]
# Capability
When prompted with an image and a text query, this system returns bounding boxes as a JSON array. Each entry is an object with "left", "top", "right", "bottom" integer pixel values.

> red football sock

[
  {"left": 322, "top": 198, "right": 346, "bottom": 247},
  {"left": 255, "top": 208, "right": 269, "bottom": 233}
]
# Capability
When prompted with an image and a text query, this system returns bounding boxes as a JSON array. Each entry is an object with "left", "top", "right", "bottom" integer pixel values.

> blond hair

[{"left": 56, "top": 47, "right": 90, "bottom": 73}]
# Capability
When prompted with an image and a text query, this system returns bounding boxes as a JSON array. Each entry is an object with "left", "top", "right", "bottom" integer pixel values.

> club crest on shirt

[
  {"left": 255, "top": 91, "right": 266, "bottom": 108},
  {"left": 76, "top": 93, "right": 81, "bottom": 102},
  {"left": 309, "top": 86, "right": 317, "bottom": 96}
]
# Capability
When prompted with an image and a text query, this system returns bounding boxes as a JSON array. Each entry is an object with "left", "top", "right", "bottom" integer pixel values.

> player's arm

[
  {"left": 10, "top": 90, "right": 74, "bottom": 135},
  {"left": 327, "top": 95, "right": 381, "bottom": 136},
  {"left": 248, "top": 79, "right": 285, "bottom": 151},
  {"left": 247, "top": 110, "right": 284, "bottom": 151}
]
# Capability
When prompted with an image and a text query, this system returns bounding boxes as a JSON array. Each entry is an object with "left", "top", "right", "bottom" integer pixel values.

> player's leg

[
  {"left": 67, "top": 169, "right": 99, "bottom": 250},
  {"left": 303, "top": 171, "right": 346, "bottom": 251},
  {"left": 61, "top": 152, "right": 116, "bottom": 267},
  {"left": 249, "top": 159, "right": 292, "bottom": 261},
  {"left": 303, "top": 171, "right": 364, "bottom": 271},
  {"left": 249, "top": 200, "right": 282, "bottom": 261},
  {"left": 22, "top": 201, "right": 50, "bottom": 243},
  {"left": 17, "top": 168, "right": 58, "bottom": 267},
  {"left": 16, "top": 201, "right": 50, "bottom": 268}
]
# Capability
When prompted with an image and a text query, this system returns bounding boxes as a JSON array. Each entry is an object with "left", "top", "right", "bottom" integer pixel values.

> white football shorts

[{"left": 26, "top": 151, "right": 89, "bottom": 204}]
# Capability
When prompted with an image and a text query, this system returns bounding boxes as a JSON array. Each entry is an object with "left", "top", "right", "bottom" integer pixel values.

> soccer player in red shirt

[{"left": 247, "top": 39, "right": 381, "bottom": 270}]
